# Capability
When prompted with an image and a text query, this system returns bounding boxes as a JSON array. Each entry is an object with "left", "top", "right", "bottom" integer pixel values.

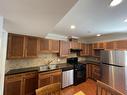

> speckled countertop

[
  {"left": 5, "top": 63, "right": 73, "bottom": 76},
  {"left": 5, "top": 60, "right": 100, "bottom": 76},
  {"left": 79, "top": 60, "right": 100, "bottom": 65}
]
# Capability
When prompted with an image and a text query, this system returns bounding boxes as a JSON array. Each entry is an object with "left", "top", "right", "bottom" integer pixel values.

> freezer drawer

[{"left": 62, "top": 69, "right": 74, "bottom": 88}]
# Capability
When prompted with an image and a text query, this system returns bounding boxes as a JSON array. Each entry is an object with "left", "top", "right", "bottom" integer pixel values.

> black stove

[{"left": 67, "top": 57, "right": 86, "bottom": 85}]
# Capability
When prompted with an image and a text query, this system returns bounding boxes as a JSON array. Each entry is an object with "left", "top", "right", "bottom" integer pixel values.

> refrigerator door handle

[{"left": 101, "top": 63, "right": 125, "bottom": 67}]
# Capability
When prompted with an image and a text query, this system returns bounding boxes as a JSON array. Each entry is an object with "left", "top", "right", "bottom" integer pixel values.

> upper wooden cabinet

[
  {"left": 70, "top": 41, "right": 81, "bottom": 49},
  {"left": 59, "top": 40, "right": 70, "bottom": 57},
  {"left": 39, "top": 38, "right": 59, "bottom": 53},
  {"left": 50, "top": 40, "right": 59, "bottom": 53},
  {"left": 80, "top": 44, "right": 92, "bottom": 56},
  {"left": 105, "top": 41, "right": 116, "bottom": 50},
  {"left": 92, "top": 42, "right": 105, "bottom": 49},
  {"left": 7, "top": 33, "right": 25, "bottom": 59},
  {"left": 25, "top": 36, "right": 38, "bottom": 58},
  {"left": 115, "top": 40, "right": 127, "bottom": 50},
  {"left": 7, "top": 33, "right": 38, "bottom": 59}
]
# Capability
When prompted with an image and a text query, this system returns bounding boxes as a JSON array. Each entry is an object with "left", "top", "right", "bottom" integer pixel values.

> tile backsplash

[{"left": 5, "top": 53, "right": 86, "bottom": 72}]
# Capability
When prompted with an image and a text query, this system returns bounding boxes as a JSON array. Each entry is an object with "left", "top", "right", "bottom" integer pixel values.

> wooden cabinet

[
  {"left": 105, "top": 41, "right": 116, "bottom": 50},
  {"left": 38, "top": 70, "right": 61, "bottom": 88},
  {"left": 7, "top": 33, "right": 38, "bottom": 59},
  {"left": 39, "top": 38, "right": 50, "bottom": 52},
  {"left": 23, "top": 72, "right": 38, "bottom": 95},
  {"left": 86, "top": 64, "right": 92, "bottom": 78},
  {"left": 4, "top": 74, "right": 23, "bottom": 95},
  {"left": 92, "top": 42, "right": 105, "bottom": 49},
  {"left": 38, "top": 73, "right": 51, "bottom": 87},
  {"left": 86, "top": 64, "right": 100, "bottom": 81},
  {"left": 59, "top": 40, "right": 70, "bottom": 57},
  {"left": 25, "top": 36, "right": 38, "bottom": 58},
  {"left": 91, "top": 64, "right": 100, "bottom": 80},
  {"left": 70, "top": 41, "right": 81, "bottom": 49},
  {"left": 39, "top": 38, "right": 59, "bottom": 53},
  {"left": 7, "top": 33, "right": 25, "bottom": 59},
  {"left": 50, "top": 40, "right": 59, "bottom": 53},
  {"left": 115, "top": 40, "right": 127, "bottom": 50},
  {"left": 51, "top": 71, "right": 61, "bottom": 83},
  {"left": 4, "top": 72, "right": 37, "bottom": 95},
  {"left": 80, "top": 44, "right": 92, "bottom": 56}
]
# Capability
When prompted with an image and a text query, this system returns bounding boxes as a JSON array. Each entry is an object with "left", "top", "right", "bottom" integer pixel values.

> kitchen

[{"left": 1, "top": 0, "right": 127, "bottom": 95}]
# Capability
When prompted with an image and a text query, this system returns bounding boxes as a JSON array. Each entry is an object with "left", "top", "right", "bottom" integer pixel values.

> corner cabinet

[
  {"left": 86, "top": 64, "right": 100, "bottom": 81},
  {"left": 7, "top": 33, "right": 38, "bottom": 59},
  {"left": 39, "top": 38, "right": 59, "bottom": 53}
]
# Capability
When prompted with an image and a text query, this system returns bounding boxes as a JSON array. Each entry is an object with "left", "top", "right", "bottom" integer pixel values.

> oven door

[{"left": 74, "top": 68, "right": 85, "bottom": 85}]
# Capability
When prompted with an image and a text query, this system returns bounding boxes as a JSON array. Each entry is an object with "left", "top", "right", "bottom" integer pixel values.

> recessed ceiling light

[
  {"left": 124, "top": 19, "right": 127, "bottom": 22},
  {"left": 110, "top": 0, "right": 122, "bottom": 7},
  {"left": 70, "top": 25, "right": 76, "bottom": 29},
  {"left": 96, "top": 34, "right": 101, "bottom": 37}
]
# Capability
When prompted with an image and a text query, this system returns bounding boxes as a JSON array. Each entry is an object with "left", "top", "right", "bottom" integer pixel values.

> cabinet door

[
  {"left": 50, "top": 40, "right": 59, "bottom": 53},
  {"left": 80, "top": 44, "right": 92, "bottom": 56},
  {"left": 51, "top": 71, "right": 61, "bottom": 83},
  {"left": 86, "top": 44, "right": 92, "bottom": 56},
  {"left": 39, "top": 38, "right": 50, "bottom": 52},
  {"left": 105, "top": 41, "right": 116, "bottom": 50},
  {"left": 92, "top": 65, "right": 100, "bottom": 80},
  {"left": 98, "top": 42, "right": 105, "bottom": 49},
  {"left": 87, "top": 64, "right": 92, "bottom": 78},
  {"left": 25, "top": 36, "right": 38, "bottom": 57},
  {"left": 23, "top": 72, "right": 37, "bottom": 95},
  {"left": 80, "top": 43, "right": 85, "bottom": 56},
  {"left": 70, "top": 42, "right": 81, "bottom": 49},
  {"left": 59, "top": 41, "right": 70, "bottom": 57},
  {"left": 38, "top": 73, "right": 51, "bottom": 88},
  {"left": 93, "top": 43, "right": 98, "bottom": 49},
  {"left": 7, "top": 33, "right": 25, "bottom": 59},
  {"left": 4, "top": 74, "right": 23, "bottom": 95},
  {"left": 115, "top": 40, "right": 127, "bottom": 50}
]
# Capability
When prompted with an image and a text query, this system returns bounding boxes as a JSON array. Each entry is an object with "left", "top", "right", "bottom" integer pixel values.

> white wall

[
  {"left": 0, "top": 17, "right": 8, "bottom": 95},
  {"left": 81, "top": 33, "right": 127, "bottom": 43}
]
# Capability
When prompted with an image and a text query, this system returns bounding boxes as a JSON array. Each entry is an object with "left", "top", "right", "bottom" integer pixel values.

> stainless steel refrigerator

[{"left": 100, "top": 50, "right": 127, "bottom": 95}]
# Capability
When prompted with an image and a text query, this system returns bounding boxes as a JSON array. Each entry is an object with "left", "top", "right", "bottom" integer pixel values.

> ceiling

[
  {"left": 52, "top": 0, "right": 127, "bottom": 38},
  {"left": 0, "top": 0, "right": 78, "bottom": 37}
]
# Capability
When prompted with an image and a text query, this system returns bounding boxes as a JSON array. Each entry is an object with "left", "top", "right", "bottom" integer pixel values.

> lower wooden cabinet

[
  {"left": 38, "top": 73, "right": 51, "bottom": 87},
  {"left": 4, "top": 74, "right": 23, "bottom": 95},
  {"left": 4, "top": 72, "right": 38, "bottom": 95},
  {"left": 91, "top": 64, "right": 101, "bottom": 80},
  {"left": 38, "top": 70, "right": 61, "bottom": 88},
  {"left": 86, "top": 64, "right": 100, "bottom": 81},
  {"left": 86, "top": 64, "right": 92, "bottom": 78},
  {"left": 23, "top": 72, "right": 38, "bottom": 95},
  {"left": 51, "top": 71, "right": 61, "bottom": 83}
]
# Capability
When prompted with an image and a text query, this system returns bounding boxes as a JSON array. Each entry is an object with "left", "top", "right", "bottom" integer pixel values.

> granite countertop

[
  {"left": 5, "top": 61, "right": 100, "bottom": 76},
  {"left": 5, "top": 63, "right": 73, "bottom": 76},
  {"left": 78, "top": 60, "right": 100, "bottom": 65}
]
